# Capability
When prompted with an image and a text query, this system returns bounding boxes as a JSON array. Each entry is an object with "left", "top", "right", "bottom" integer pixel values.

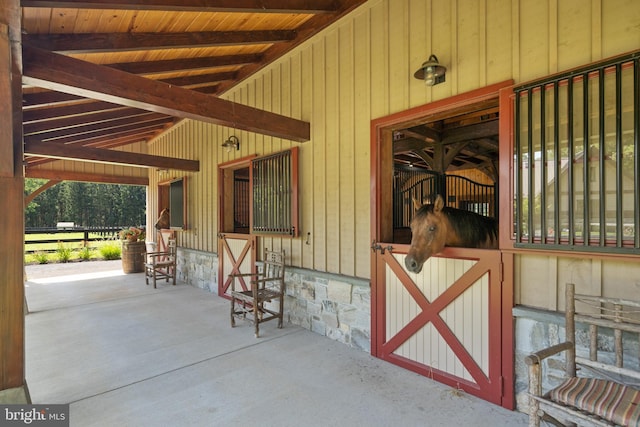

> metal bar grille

[
  {"left": 393, "top": 166, "right": 496, "bottom": 229},
  {"left": 514, "top": 52, "right": 640, "bottom": 253},
  {"left": 252, "top": 150, "right": 294, "bottom": 235}
]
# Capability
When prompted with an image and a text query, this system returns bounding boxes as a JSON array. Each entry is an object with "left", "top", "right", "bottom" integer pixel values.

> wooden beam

[
  {"left": 0, "top": 0, "right": 25, "bottom": 394},
  {"left": 24, "top": 30, "right": 297, "bottom": 54},
  {"left": 24, "top": 109, "right": 163, "bottom": 136},
  {"left": 23, "top": 100, "right": 126, "bottom": 123},
  {"left": 25, "top": 120, "right": 169, "bottom": 146},
  {"left": 20, "top": 0, "right": 339, "bottom": 13},
  {"left": 24, "top": 179, "right": 61, "bottom": 206},
  {"left": 25, "top": 168, "right": 149, "bottom": 186},
  {"left": 441, "top": 120, "right": 499, "bottom": 145},
  {"left": 24, "top": 130, "right": 159, "bottom": 166},
  {"left": 25, "top": 140, "right": 200, "bottom": 171},
  {"left": 0, "top": 24, "right": 14, "bottom": 176},
  {"left": 158, "top": 71, "right": 236, "bottom": 87},
  {"left": 22, "top": 46, "right": 311, "bottom": 142},
  {"left": 23, "top": 90, "right": 83, "bottom": 107},
  {"left": 109, "top": 53, "right": 262, "bottom": 75}
]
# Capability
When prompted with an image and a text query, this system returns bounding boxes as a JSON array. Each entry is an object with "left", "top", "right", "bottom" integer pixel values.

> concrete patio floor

[{"left": 25, "top": 260, "right": 528, "bottom": 427}]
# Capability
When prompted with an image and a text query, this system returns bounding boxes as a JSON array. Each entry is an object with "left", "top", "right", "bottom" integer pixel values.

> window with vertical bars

[
  {"left": 251, "top": 147, "right": 299, "bottom": 236},
  {"left": 513, "top": 51, "right": 640, "bottom": 253}
]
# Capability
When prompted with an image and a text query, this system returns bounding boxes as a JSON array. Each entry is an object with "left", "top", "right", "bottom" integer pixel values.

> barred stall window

[
  {"left": 514, "top": 52, "right": 640, "bottom": 253},
  {"left": 251, "top": 148, "right": 299, "bottom": 236}
]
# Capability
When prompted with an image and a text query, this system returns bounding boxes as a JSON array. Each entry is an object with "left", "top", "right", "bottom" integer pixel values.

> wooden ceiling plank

[
  {"left": 25, "top": 140, "right": 200, "bottom": 171},
  {"left": 22, "top": 46, "right": 310, "bottom": 142},
  {"left": 24, "top": 30, "right": 297, "bottom": 54},
  {"left": 20, "top": 0, "right": 339, "bottom": 13},
  {"left": 25, "top": 168, "right": 149, "bottom": 186}
]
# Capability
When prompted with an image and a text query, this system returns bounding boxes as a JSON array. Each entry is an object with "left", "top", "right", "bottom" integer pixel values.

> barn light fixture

[
  {"left": 222, "top": 135, "right": 240, "bottom": 152},
  {"left": 414, "top": 55, "right": 447, "bottom": 86}
]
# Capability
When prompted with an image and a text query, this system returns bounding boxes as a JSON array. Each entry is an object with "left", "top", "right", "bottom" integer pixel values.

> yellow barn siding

[
  {"left": 457, "top": 0, "right": 483, "bottom": 93},
  {"left": 602, "top": 0, "right": 640, "bottom": 57},
  {"left": 387, "top": 0, "right": 410, "bottom": 113},
  {"left": 557, "top": 0, "right": 594, "bottom": 71},
  {"left": 486, "top": 0, "right": 513, "bottom": 85},
  {"left": 145, "top": 0, "right": 640, "bottom": 284}
]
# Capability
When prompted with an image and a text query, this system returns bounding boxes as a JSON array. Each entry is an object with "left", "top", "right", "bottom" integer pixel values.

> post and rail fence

[{"left": 24, "top": 225, "right": 139, "bottom": 254}]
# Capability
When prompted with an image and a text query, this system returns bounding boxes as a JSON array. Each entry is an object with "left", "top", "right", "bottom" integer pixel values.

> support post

[{"left": 0, "top": 0, "right": 27, "bottom": 402}]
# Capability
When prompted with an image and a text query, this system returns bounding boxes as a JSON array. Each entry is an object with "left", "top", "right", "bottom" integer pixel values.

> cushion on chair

[{"left": 548, "top": 377, "right": 640, "bottom": 426}]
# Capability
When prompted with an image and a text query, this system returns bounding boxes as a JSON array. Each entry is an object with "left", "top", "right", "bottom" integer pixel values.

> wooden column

[{"left": 0, "top": 0, "right": 26, "bottom": 398}]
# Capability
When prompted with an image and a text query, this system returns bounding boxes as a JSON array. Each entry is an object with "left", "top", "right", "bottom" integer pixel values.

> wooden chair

[
  {"left": 230, "top": 249, "right": 285, "bottom": 338},
  {"left": 144, "top": 238, "right": 177, "bottom": 288},
  {"left": 525, "top": 283, "right": 640, "bottom": 427}
]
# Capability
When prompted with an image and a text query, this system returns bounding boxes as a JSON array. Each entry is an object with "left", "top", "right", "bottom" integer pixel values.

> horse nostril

[{"left": 405, "top": 257, "right": 417, "bottom": 271}]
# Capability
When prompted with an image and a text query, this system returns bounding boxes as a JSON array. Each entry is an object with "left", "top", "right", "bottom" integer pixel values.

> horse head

[
  {"left": 155, "top": 208, "right": 170, "bottom": 230},
  {"left": 404, "top": 195, "right": 449, "bottom": 274}
]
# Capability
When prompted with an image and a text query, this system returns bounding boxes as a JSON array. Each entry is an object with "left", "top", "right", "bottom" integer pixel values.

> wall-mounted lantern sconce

[
  {"left": 414, "top": 54, "right": 447, "bottom": 86},
  {"left": 221, "top": 135, "right": 240, "bottom": 152}
]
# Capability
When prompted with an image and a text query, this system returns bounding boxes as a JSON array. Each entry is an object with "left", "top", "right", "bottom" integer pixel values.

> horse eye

[{"left": 428, "top": 225, "right": 436, "bottom": 232}]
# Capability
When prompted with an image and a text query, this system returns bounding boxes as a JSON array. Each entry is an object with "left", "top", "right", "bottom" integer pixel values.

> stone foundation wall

[
  {"left": 176, "top": 248, "right": 371, "bottom": 352},
  {"left": 513, "top": 306, "right": 640, "bottom": 413}
]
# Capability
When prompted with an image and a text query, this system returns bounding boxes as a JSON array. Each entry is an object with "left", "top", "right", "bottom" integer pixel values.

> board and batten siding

[{"left": 147, "top": 0, "right": 640, "bottom": 285}]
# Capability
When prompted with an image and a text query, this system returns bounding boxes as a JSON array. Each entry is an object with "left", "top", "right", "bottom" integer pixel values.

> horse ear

[
  {"left": 412, "top": 197, "right": 422, "bottom": 212},
  {"left": 434, "top": 195, "right": 444, "bottom": 213}
]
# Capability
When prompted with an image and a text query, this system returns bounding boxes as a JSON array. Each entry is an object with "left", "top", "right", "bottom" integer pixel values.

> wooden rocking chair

[
  {"left": 230, "top": 249, "right": 285, "bottom": 338},
  {"left": 145, "top": 238, "right": 177, "bottom": 288}
]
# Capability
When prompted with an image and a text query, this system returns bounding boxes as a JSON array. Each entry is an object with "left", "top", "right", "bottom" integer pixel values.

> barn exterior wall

[
  {"left": 147, "top": 0, "right": 639, "bottom": 283},
  {"left": 144, "top": 0, "right": 640, "bottom": 408}
]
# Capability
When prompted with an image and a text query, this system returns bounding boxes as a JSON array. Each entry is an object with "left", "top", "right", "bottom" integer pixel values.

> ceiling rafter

[
  {"left": 22, "top": 46, "right": 310, "bottom": 142},
  {"left": 20, "top": 0, "right": 340, "bottom": 13},
  {"left": 25, "top": 140, "right": 200, "bottom": 171},
  {"left": 23, "top": 30, "right": 298, "bottom": 54},
  {"left": 108, "top": 54, "right": 263, "bottom": 75},
  {"left": 24, "top": 110, "right": 169, "bottom": 137},
  {"left": 25, "top": 168, "right": 149, "bottom": 186},
  {"left": 25, "top": 116, "right": 174, "bottom": 145},
  {"left": 19, "top": 0, "right": 368, "bottom": 176}
]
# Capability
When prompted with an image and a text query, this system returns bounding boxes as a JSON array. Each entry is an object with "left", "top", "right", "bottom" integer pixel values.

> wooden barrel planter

[{"left": 121, "top": 241, "right": 145, "bottom": 273}]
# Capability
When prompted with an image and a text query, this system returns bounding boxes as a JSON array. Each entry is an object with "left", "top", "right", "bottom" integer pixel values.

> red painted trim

[
  {"left": 369, "top": 81, "right": 515, "bottom": 407},
  {"left": 371, "top": 80, "right": 514, "bottom": 130},
  {"left": 498, "top": 85, "right": 515, "bottom": 250},
  {"left": 290, "top": 146, "right": 300, "bottom": 238},
  {"left": 500, "top": 252, "right": 516, "bottom": 409}
]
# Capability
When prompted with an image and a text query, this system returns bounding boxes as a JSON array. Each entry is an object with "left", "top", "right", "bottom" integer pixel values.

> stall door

[
  {"left": 372, "top": 245, "right": 504, "bottom": 405},
  {"left": 218, "top": 233, "right": 256, "bottom": 298}
]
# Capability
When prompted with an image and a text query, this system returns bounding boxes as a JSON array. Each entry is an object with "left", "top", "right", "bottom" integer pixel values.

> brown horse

[
  {"left": 155, "top": 208, "right": 170, "bottom": 230},
  {"left": 404, "top": 195, "right": 498, "bottom": 274}
]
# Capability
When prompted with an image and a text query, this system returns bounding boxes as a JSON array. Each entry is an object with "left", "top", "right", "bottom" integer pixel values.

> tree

[{"left": 24, "top": 179, "right": 147, "bottom": 228}]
